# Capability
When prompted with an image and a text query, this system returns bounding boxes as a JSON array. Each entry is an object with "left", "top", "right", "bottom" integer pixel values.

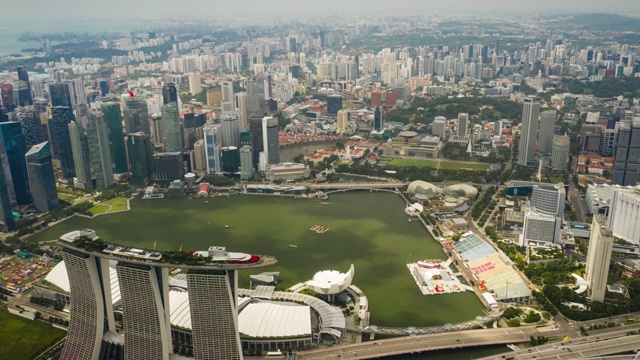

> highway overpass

[{"left": 309, "top": 182, "right": 407, "bottom": 191}]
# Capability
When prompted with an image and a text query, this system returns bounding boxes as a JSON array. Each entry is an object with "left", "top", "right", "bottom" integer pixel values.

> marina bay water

[{"left": 31, "top": 191, "right": 484, "bottom": 327}]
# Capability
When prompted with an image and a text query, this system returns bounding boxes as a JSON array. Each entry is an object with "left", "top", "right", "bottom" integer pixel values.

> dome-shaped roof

[
  {"left": 443, "top": 183, "right": 478, "bottom": 198},
  {"left": 407, "top": 181, "right": 441, "bottom": 197}
]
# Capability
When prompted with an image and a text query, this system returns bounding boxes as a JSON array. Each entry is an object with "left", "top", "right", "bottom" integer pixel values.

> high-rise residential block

[
  {"left": 188, "top": 74, "right": 202, "bottom": 95},
  {"left": 517, "top": 97, "right": 540, "bottom": 166},
  {"left": 585, "top": 214, "right": 613, "bottom": 302},
  {"left": 337, "top": 109, "right": 349, "bottom": 133}
]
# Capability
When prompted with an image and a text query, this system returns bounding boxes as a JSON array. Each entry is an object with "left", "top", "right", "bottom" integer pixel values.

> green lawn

[
  {"left": 0, "top": 309, "right": 66, "bottom": 359},
  {"left": 387, "top": 158, "right": 489, "bottom": 171},
  {"left": 88, "top": 196, "right": 129, "bottom": 216},
  {"left": 438, "top": 161, "right": 490, "bottom": 171},
  {"left": 388, "top": 158, "right": 440, "bottom": 169},
  {"left": 58, "top": 193, "right": 76, "bottom": 203},
  {"left": 344, "top": 101, "right": 364, "bottom": 109}
]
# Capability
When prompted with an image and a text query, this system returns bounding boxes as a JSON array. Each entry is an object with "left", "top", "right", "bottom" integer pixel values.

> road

[
  {"left": 480, "top": 323, "right": 640, "bottom": 360},
  {"left": 298, "top": 328, "right": 559, "bottom": 359}
]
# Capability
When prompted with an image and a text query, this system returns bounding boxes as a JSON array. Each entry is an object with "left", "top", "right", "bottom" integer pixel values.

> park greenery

[
  {"left": 561, "top": 76, "right": 640, "bottom": 99},
  {"left": 385, "top": 96, "right": 524, "bottom": 125},
  {"left": 0, "top": 309, "right": 66, "bottom": 360}
]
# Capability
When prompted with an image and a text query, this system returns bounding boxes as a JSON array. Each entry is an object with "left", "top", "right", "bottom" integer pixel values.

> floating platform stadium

[{"left": 407, "top": 259, "right": 471, "bottom": 295}]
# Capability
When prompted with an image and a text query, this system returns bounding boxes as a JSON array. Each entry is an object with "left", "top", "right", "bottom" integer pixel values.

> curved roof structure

[
  {"left": 443, "top": 184, "right": 478, "bottom": 198},
  {"left": 407, "top": 181, "right": 441, "bottom": 198},
  {"left": 306, "top": 265, "right": 355, "bottom": 295},
  {"left": 239, "top": 302, "right": 312, "bottom": 338}
]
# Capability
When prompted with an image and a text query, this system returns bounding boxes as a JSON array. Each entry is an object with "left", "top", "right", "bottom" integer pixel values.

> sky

[{"left": 2, "top": 0, "right": 640, "bottom": 27}]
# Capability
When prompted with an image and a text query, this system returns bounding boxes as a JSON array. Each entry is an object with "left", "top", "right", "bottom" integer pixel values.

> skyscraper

[
  {"left": 239, "top": 145, "right": 254, "bottom": 180},
  {"left": 87, "top": 111, "right": 114, "bottom": 190},
  {"left": 327, "top": 94, "right": 343, "bottom": 115},
  {"left": 10, "top": 106, "right": 47, "bottom": 149},
  {"left": 0, "top": 122, "right": 31, "bottom": 205},
  {"left": 127, "top": 132, "right": 154, "bottom": 186},
  {"left": 69, "top": 121, "right": 93, "bottom": 190},
  {"left": 517, "top": 96, "right": 540, "bottom": 166},
  {"left": 457, "top": 113, "right": 469, "bottom": 138},
  {"left": 26, "top": 142, "right": 58, "bottom": 212},
  {"left": 262, "top": 116, "right": 279, "bottom": 166},
  {"left": 203, "top": 124, "right": 222, "bottom": 175},
  {"left": 49, "top": 106, "right": 76, "bottom": 179},
  {"left": 0, "top": 156, "right": 14, "bottom": 231},
  {"left": 188, "top": 74, "right": 202, "bottom": 95},
  {"left": 337, "top": 109, "right": 349, "bottom": 133},
  {"left": 123, "top": 96, "right": 150, "bottom": 135},
  {"left": 607, "top": 186, "right": 640, "bottom": 245},
  {"left": 222, "top": 146, "right": 240, "bottom": 176},
  {"left": 612, "top": 119, "right": 640, "bottom": 186},
  {"left": 531, "top": 184, "right": 565, "bottom": 218},
  {"left": 48, "top": 83, "right": 73, "bottom": 107},
  {"left": 249, "top": 116, "right": 264, "bottom": 169},
  {"left": 101, "top": 102, "right": 128, "bottom": 176},
  {"left": 162, "top": 83, "right": 177, "bottom": 105},
  {"left": 374, "top": 106, "right": 384, "bottom": 132},
  {"left": 162, "top": 102, "right": 183, "bottom": 152},
  {"left": 551, "top": 135, "right": 570, "bottom": 171},
  {"left": 221, "top": 81, "right": 235, "bottom": 112},
  {"left": 538, "top": 110, "right": 556, "bottom": 153},
  {"left": 220, "top": 112, "right": 241, "bottom": 148},
  {"left": 58, "top": 231, "right": 275, "bottom": 360},
  {"left": 585, "top": 214, "right": 613, "bottom": 302},
  {"left": 235, "top": 92, "right": 248, "bottom": 130}
]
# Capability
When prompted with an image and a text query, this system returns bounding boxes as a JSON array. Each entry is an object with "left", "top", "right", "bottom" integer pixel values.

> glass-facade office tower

[
  {"left": 204, "top": 124, "right": 222, "bottom": 175},
  {"left": 68, "top": 121, "right": 93, "bottom": 191},
  {"left": 613, "top": 119, "right": 640, "bottom": 186},
  {"left": 0, "top": 122, "right": 31, "bottom": 205},
  {"left": 374, "top": 106, "right": 384, "bottom": 131},
  {"left": 585, "top": 214, "right": 613, "bottom": 302},
  {"left": 517, "top": 97, "right": 540, "bottom": 166},
  {"left": 221, "top": 146, "right": 240, "bottom": 176},
  {"left": 327, "top": 94, "right": 343, "bottom": 115},
  {"left": 87, "top": 111, "right": 114, "bottom": 190},
  {"left": 249, "top": 116, "right": 264, "bottom": 169},
  {"left": 538, "top": 110, "right": 556, "bottom": 153},
  {"left": 162, "top": 102, "right": 182, "bottom": 152},
  {"left": 220, "top": 112, "right": 241, "bottom": 148},
  {"left": 262, "top": 116, "right": 279, "bottom": 165},
  {"left": 162, "top": 83, "right": 177, "bottom": 105},
  {"left": 26, "top": 142, "right": 58, "bottom": 212},
  {"left": 239, "top": 145, "right": 254, "bottom": 180},
  {"left": 48, "top": 83, "right": 73, "bottom": 107},
  {"left": 10, "top": 106, "right": 47, "bottom": 149},
  {"left": 0, "top": 161, "right": 15, "bottom": 231},
  {"left": 101, "top": 102, "right": 128, "bottom": 175},
  {"left": 123, "top": 97, "right": 151, "bottom": 135},
  {"left": 127, "top": 132, "right": 154, "bottom": 186},
  {"left": 49, "top": 106, "right": 76, "bottom": 179}
]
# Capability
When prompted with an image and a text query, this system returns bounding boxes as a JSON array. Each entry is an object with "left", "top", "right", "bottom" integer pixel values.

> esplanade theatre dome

[
  {"left": 443, "top": 183, "right": 478, "bottom": 198},
  {"left": 407, "top": 181, "right": 441, "bottom": 198}
]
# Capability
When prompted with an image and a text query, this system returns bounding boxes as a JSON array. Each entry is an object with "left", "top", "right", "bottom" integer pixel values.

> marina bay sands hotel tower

[{"left": 57, "top": 229, "right": 276, "bottom": 360}]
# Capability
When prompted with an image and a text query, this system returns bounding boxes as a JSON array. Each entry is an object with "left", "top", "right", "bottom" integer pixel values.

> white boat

[{"left": 289, "top": 244, "right": 298, "bottom": 248}]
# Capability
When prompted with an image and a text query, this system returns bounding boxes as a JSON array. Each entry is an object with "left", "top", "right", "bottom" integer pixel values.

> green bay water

[{"left": 31, "top": 192, "right": 484, "bottom": 327}]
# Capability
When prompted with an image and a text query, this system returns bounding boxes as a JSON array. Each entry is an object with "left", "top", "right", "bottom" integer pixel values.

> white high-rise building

[
  {"left": 235, "top": 92, "right": 248, "bottom": 129},
  {"left": 551, "top": 135, "right": 570, "bottom": 170},
  {"left": 457, "top": 113, "right": 469, "bottom": 138},
  {"left": 219, "top": 112, "right": 241, "bottom": 148},
  {"left": 337, "top": 109, "right": 349, "bottom": 133},
  {"left": 585, "top": 214, "right": 613, "bottom": 302},
  {"left": 203, "top": 124, "right": 222, "bottom": 175},
  {"left": 221, "top": 81, "right": 234, "bottom": 112},
  {"left": 518, "top": 97, "right": 540, "bottom": 166},
  {"left": 538, "top": 110, "right": 556, "bottom": 153},
  {"left": 608, "top": 186, "right": 640, "bottom": 245},
  {"left": 433, "top": 116, "right": 446, "bottom": 137},
  {"left": 188, "top": 74, "right": 202, "bottom": 95},
  {"left": 520, "top": 208, "right": 561, "bottom": 246},
  {"left": 531, "top": 183, "right": 565, "bottom": 218}
]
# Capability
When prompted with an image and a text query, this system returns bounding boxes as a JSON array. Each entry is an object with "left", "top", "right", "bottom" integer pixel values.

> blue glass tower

[
  {"left": 26, "top": 142, "right": 58, "bottom": 212},
  {"left": 0, "top": 122, "right": 31, "bottom": 205}
]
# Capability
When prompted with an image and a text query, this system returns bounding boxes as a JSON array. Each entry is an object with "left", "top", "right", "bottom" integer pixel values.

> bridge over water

[{"left": 298, "top": 327, "right": 561, "bottom": 360}]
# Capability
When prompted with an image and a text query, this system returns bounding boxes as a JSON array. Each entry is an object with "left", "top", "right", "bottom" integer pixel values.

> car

[{"left": 373, "top": 342, "right": 378, "bottom": 345}]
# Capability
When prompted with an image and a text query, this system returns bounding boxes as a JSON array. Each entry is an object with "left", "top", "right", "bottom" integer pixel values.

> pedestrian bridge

[{"left": 310, "top": 182, "right": 407, "bottom": 191}]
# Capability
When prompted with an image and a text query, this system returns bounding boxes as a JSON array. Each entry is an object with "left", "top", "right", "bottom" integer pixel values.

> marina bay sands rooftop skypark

[{"left": 57, "top": 229, "right": 276, "bottom": 270}]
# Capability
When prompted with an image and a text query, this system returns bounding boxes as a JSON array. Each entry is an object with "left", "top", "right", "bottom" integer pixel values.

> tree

[{"left": 336, "top": 142, "right": 345, "bottom": 150}]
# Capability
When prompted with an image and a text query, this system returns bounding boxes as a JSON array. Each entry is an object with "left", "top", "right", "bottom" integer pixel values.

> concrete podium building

[{"left": 57, "top": 229, "right": 276, "bottom": 360}]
